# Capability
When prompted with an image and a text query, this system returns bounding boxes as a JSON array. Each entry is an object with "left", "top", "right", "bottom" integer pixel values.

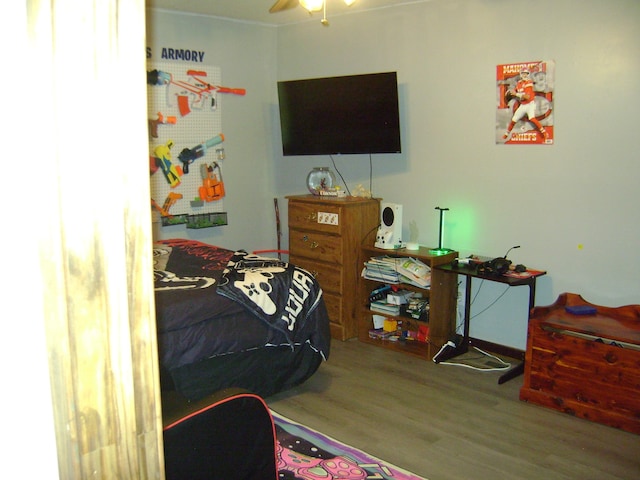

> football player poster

[{"left": 496, "top": 60, "right": 555, "bottom": 145}]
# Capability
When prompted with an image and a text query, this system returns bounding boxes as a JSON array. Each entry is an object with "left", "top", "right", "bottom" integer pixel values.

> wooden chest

[{"left": 520, "top": 293, "right": 640, "bottom": 435}]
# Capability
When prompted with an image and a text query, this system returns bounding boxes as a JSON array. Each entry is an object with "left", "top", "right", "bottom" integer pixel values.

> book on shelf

[
  {"left": 361, "top": 268, "right": 401, "bottom": 284},
  {"left": 361, "top": 258, "right": 401, "bottom": 283},
  {"left": 363, "top": 256, "right": 402, "bottom": 271},
  {"left": 395, "top": 257, "right": 431, "bottom": 287},
  {"left": 365, "top": 255, "right": 402, "bottom": 266},
  {"left": 362, "top": 255, "right": 431, "bottom": 288},
  {"left": 370, "top": 300, "right": 400, "bottom": 315},
  {"left": 398, "top": 273, "right": 431, "bottom": 288},
  {"left": 368, "top": 328, "right": 397, "bottom": 340}
]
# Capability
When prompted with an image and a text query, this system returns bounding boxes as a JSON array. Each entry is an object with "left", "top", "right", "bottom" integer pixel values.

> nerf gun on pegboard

[
  {"left": 147, "top": 69, "right": 246, "bottom": 117},
  {"left": 152, "top": 140, "right": 182, "bottom": 188},
  {"left": 178, "top": 133, "right": 224, "bottom": 174},
  {"left": 199, "top": 162, "right": 225, "bottom": 202},
  {"left": 151, "top": 192, "right": 183, "bottom": 217},
  {"left": 148, "top": 112, "right": 177, "bottom": 138}
]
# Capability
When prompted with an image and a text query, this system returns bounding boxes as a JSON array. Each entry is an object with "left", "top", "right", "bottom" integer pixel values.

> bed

[{"left": 153, "top": 239, "right": 331, "bottom": 400}]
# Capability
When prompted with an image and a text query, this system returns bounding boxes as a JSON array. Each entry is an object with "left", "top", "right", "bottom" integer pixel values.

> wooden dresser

[
  {"left": 287, "top": 195, "right": 380, "bottom": 340},
  {"left": 520, "top": 292, "right": 640, "bottom": 434}
]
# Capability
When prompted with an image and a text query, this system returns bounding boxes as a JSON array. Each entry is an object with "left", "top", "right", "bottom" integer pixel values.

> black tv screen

[{"left": 277, "top": 72, "right": 401, "bottom": 156}]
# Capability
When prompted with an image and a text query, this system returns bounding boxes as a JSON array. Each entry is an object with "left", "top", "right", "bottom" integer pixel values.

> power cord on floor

[{"left": 438, "top": 346, "right": 511, "bottom": 371}]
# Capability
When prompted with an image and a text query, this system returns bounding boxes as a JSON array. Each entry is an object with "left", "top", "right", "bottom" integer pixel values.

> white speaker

[{"left": 375, "top": 203, "right": 403, "bottom": 249}]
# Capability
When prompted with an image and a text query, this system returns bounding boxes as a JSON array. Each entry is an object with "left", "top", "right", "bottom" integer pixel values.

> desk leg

[
  {"left": 498, "top": 279, "right": 536, "bottom": 384},
  {"left": 463, "top": 275, "right": 472, "bottom": 344}
]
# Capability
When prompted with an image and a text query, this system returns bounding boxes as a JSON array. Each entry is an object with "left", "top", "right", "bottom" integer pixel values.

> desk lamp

[{"left": 429, "top": 206, "right": 454, "bottom": 255}]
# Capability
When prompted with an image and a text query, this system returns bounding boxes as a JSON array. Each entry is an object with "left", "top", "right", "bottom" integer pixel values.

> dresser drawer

[
  {"left": 289, "top": 230, "right": 343, "bottom": 264},
  {"left": 287, "top": 195, "right": 380, "bottom": 341},
  {"left": 289, "top": 256, "right": 342, "bottom": 294},
  {"left": 288, "top": 201, "right": 344, "bottom": 235},
  {"left": 322, "top": 291, "right": 342, "bottom": 325}
]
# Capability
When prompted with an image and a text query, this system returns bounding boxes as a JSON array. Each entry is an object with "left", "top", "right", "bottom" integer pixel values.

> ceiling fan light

[
  {"left": 300, "top": 0, "right": 324, "bottom": 12},
  {"left": 343, "top": 0, "right": 356, "bottom": 5}
]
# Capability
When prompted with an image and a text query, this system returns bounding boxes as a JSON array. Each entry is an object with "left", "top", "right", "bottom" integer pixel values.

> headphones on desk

[{"left": 477, "top": 257, "right": 512, "bottom": 275}]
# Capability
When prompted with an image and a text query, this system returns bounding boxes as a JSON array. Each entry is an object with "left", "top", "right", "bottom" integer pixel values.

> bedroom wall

[
  {"left": 148, "top": 0, "right": 640, "bottom": 350},
  {"left": 273, "top": 0, "right": 640, "bottom": 349},
  {"left": 146, "top": 11, "right": 281, "bottom": 253}
]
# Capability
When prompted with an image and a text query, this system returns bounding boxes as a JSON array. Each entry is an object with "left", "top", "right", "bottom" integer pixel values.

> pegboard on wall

[{"left": 147, "top": 62, "right": 236, "bottom": 227}]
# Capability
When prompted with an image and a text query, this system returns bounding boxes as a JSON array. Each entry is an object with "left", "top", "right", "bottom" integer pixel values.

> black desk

[{"left": 434, "top": 262, "right": 546, "bottom": 384}]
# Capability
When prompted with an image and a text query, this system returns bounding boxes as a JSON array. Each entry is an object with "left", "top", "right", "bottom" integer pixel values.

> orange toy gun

[
  {"left": 199, "top": 162, "right": 225, "bottom": 202},
  {"left": 151, "top": 192, "right": 183, "bottom": 217},
  {"left": 148, "top": 112, "right": 177, "bottom": 138},
  {"left": 146, "top": 69, "right": 246, "bottom": 117}
]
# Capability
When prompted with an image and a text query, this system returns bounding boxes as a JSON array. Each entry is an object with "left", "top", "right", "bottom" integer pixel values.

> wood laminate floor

[{"left": 267, "top": 339, "right": 639, "bottom": 480}]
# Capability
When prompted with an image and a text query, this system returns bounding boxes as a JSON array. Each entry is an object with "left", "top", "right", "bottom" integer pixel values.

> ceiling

[{"left": 146, "top": 0, "right": 429, "bottom": 26}]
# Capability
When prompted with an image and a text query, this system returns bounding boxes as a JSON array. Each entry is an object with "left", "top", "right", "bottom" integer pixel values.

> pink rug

[{"left": 272, "top": 411, "right": 427, "bottom": 480}]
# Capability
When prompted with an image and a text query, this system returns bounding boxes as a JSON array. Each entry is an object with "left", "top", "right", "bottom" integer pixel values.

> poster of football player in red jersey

[{"left": 496, "top": 60, "right": 555, "bottom": 145}]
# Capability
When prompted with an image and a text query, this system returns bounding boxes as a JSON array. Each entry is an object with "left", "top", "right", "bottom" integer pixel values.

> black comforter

[{"left": 153, "top": 239, "right": 330, "bottom": 399}]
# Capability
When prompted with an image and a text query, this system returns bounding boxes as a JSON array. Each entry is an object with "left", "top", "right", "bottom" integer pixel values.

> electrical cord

[
  {"left": 470, "top": 284, "right": 511, "bottom": 320},
  {"left": 329, "top": 155, "right": 352, "bottom": 196},
  {"left": 471, "top": 278, "right": 484, "bottom": 305},
  {"left": 361, "top": 223, "right": 381, "bottom": 245},
  {"left": 438, "top": 346, "right": 511, "bottom": 371},
  {"left": 451, "top": 281, "right": 513, "bottom": 357},
  {"left": 369, "top": 153, "right": 373, "bottom": 194},
  {"left": 327, "top": 153, "right": 377, "bottom": 198}
]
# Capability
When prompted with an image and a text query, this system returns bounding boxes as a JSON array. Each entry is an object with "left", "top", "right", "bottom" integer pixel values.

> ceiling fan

[
  {"left": 269, "top": 0, "right": 300, "bottom": 13},
  {"left": 269, "top": 0, "right": 357, "bottom": 25}
]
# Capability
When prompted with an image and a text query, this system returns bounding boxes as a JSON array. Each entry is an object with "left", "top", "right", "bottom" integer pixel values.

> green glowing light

[{"left": 429, "top": 247, "right": 455, "bottom": 256}]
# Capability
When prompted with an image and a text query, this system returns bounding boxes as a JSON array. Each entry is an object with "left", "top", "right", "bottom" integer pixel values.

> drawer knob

[{"left": 301, "top": 235, "right": 319, "bottom": 249}]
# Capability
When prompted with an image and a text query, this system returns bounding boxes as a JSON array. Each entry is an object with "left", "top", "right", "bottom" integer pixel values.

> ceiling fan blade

[{"left": 269, "top": 0, "right": 299, "bottom": 13}]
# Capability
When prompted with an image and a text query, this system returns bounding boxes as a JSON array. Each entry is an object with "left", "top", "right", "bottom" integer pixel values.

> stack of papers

[
  {"left": 361, "top": 256, "right": 403, "bottom": 284},
  {"left": 361, "top": 256, "right": 431, "bottom": 288},
  {"left": 370, "top": 300, "right": 401, "bottom": 315},
  {"left": 395, "top": 258, "right": 431, "bottom": 287}
]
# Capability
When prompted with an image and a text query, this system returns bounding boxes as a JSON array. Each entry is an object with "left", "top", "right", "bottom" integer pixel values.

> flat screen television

[{"left": 277, "top": 72, "right": 401, "bottom": 156}]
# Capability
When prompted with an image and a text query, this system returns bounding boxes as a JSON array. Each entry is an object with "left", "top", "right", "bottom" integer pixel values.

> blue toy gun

[{"left": 177, "top": 133, "right": 224, "bottom": 174}]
